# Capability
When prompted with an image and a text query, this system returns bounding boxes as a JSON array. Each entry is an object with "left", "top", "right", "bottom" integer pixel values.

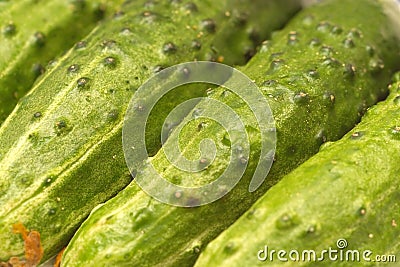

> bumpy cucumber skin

[
  {"left": 0, "top": 0, "right": 122, "bottom": 125},
  {"left": 144, "top": 0, "right": 302, "bottom": 156},
  {"left": 210, "top": 0, "right": 303, "bottom": 65},
  {"left": 61, "top": 0, "right": 400, "bottom": 266},
  {"left": 195, "top": 76, "right": 400, "bottom": 267},
  {"left": 0, "top": 0, "right": 300, "bottom": 262}
]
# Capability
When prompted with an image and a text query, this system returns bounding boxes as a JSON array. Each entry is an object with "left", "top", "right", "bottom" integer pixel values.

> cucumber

[
  {"left": 0, "top": 0, "right": 301, "bottom": 262},
  {"left": 0, "top": 0, "right": 123, "bottom": 125},
  {"left": 61, "top": 0, "right": 400, "bottom": 266},
  {"left": 195, "top": 74, "right": 400, "bottom": 267}
]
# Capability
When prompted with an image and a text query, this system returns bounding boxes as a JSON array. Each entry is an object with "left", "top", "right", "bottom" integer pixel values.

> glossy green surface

[
  {"left": 62, "top": 0, "right": 400, "bottom": 266},
  {"left": 0, "top": 0, "right": 301, "bottom": 262}
]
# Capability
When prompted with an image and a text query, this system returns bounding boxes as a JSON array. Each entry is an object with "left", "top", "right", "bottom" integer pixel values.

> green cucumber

[
  {"left": 0, "top": 0, "right": 301, "bottom": 262},
  {"left": 0, "top": 0, "right": 123, "bottom": 125},
  {"left": 195, "top": 74, "right": 400, "bottom": 267},
  {"left": 61, "top": 0, "right": 400, "bottom": 266}
]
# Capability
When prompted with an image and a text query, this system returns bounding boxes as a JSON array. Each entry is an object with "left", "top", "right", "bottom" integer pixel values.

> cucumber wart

[
  {"left": 61, "top": 0, "right": 400, "bottom": 266},
  {"left": 0, "top": 0, "right": 301, "bottom": 262}
]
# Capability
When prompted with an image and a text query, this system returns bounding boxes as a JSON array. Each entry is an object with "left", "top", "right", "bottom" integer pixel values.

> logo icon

[{"left": 123, "top": 61, "right": 276, "bottom": 207}]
